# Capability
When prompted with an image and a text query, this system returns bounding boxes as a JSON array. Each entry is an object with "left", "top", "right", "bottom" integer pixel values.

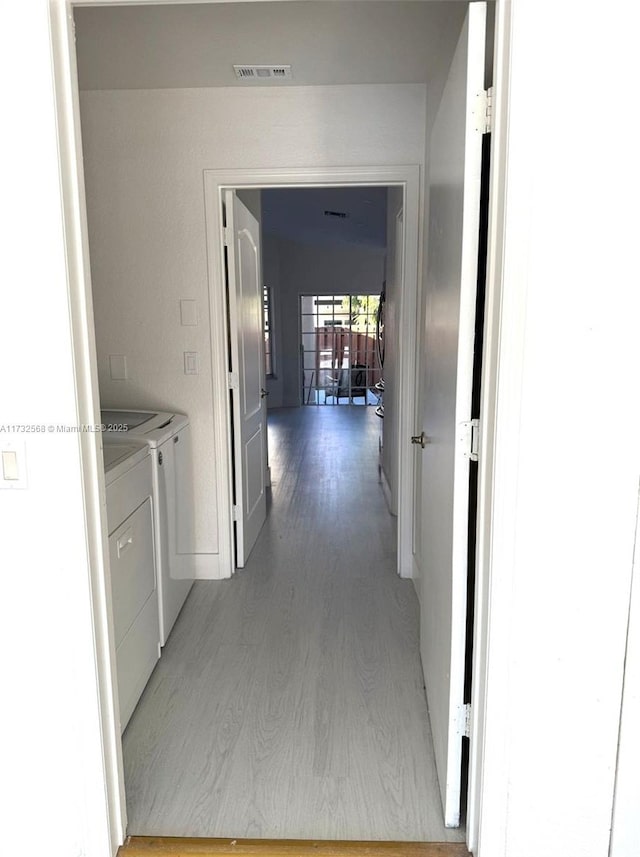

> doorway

[
  {"left": 206, "top": 169, "right": 421, "bottom": 587},
  {"left": 50, "top": 0, "right": 497, "bottom": 850}
]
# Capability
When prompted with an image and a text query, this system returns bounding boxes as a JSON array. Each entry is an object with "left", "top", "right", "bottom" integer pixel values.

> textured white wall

[
  {"left": 79, "top": 83, "right": 425, "bottom": 561},
  {"left": 73, "top": 1, "right": 466, "bottom": 93}
]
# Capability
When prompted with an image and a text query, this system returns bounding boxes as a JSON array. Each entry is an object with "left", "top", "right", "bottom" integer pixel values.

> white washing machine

[{"left": 102, "top": 409, "right": 195, "bottom": 646}]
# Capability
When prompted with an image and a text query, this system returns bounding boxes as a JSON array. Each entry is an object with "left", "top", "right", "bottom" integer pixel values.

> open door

[
  {"left": 416, "top": 3, "right": 487, "bottom": 827},
  {"left": 224, "top": 190, "right": 268, "bottom": 568}
]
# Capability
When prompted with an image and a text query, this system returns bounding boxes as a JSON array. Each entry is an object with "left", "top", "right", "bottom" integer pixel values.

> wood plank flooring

[{"left": 123, "top": 406, "right": 465, "bottom": 843}]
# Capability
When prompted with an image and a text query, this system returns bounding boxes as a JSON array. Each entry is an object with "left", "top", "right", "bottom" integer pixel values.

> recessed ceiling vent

[
  {"left": 233, "top": 64, "right": 292, "bottom": 82},
  {"left": 324, "top": 210, "right": 349, "bottom": 219}
]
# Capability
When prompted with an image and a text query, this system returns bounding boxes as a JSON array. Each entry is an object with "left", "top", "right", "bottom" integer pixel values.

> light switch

[
  {"left": 109, "top": 355, "right": 128, "bottom": 380},
  {"left": 184, "top": 351, "right": 199, "bottom": 375},
  {"left": 2, "top": 451, "right": 18, "bottom": 480},
  {"left": 180, "top": 300, "right": 198, "bottom": 326},
  {"left": 1, "top": 443, "right": 26, "bottom": 489}
]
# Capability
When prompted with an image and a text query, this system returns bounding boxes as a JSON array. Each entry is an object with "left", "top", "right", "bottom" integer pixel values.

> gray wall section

[
  {"left": 263, "top": 235, "right": 284, "bottom": 408},
  {"left": 236, "top": 189, "right": 262, "bottom": 223}
]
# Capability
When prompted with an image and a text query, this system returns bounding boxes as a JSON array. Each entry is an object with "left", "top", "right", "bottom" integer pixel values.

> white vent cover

[{"left": 233, "top": 64, "right": 292, "bottom": 82}]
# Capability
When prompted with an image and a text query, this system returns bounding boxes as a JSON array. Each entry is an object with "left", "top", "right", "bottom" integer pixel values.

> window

[
  {"left": 263, "top": 285, "right": 274, "bottom": 377},
  {"left": 300, "top": 294, "right": 381, "bottom": 405}
]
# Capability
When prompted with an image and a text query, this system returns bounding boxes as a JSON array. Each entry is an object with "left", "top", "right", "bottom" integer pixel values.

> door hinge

[
  {"left": 474, "top": 86, "right": 493, "bottom": 134},
  {"left": 223, "top": 226, "right": 232, "bottom": 247},
  {"left": 460, "top": 418, "right": 480, "bottom": 462},
  {"left": 228, "top": 371, "right": 239, "bottom": 390},
  {"left": 462, "top": 702, "right": 472, "bottom": 739},
  {"left": 231, "top": 504, "right": 239, "bottom": 522}
]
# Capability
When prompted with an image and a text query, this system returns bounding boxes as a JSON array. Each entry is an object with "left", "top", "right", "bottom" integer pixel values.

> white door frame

[
  {"left": 465, "top": 2, "right": 515, "bottom": 853},
  {"left": 204, "top": 166, "right": 421, "bottom": 583},
  {"left": 47, "top": 0, "right": 516, "bottom": 854}
]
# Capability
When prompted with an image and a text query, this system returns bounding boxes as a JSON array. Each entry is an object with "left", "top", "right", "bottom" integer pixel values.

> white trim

[
  {"left": 49, "top": 1, "right": 126, "bottom": 853},
  {"left": 190, "top": 553, "right": 229, "bottom": 580},
  {"left": 466, "top": 2, "right": 513, "bottom": 854},
  {"left": 203, "top": 166, "right": 421, "bottom": 582}
]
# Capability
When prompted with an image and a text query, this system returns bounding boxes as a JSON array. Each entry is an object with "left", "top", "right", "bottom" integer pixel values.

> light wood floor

[{"left": 123, "top": 406, "right": 465, "bottom": 843}]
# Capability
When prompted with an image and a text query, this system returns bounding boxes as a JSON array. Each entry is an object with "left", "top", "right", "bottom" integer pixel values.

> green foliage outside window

[{"left": 341, "top": 295, "right": 380, "bottom": 332}]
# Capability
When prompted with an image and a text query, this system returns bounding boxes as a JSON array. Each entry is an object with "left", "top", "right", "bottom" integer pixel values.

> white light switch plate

[
  {"left": 184, "top": 351, "right": 199, "bottom": 375},
  {"left": 180, "top": 300, "right": 198, "bottom": 326},
  {"left": 109, "top": 354, "right": 128, "bottom": 380},
  {"left": 0, "top": 441, "right": 27, "bottom": 489}
]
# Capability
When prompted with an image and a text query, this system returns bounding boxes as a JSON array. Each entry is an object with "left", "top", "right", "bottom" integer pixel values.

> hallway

[{"left": 123, "top": 407, "right": 464, "bottom": 842}]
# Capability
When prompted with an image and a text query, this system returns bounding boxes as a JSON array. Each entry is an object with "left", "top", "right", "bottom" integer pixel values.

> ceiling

[
  {"left": 261, "top": 186, "right": 388, "bottom": 248},
  {"left": 74, "top": 1, "right": 468, "bottom": 92}
]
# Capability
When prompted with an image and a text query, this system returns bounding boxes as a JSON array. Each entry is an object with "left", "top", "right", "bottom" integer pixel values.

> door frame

[
  {"left": 203, "top": 166, "right": 421, "bottom": 582},
  {"left": 47, "top": 0, "right": 517, "bottom": 854}
]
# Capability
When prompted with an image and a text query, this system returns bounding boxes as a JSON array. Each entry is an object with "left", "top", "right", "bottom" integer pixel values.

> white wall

[
  {"left": 264, "top": 235, "right": 386, "bottom": 408},
  {"left": 381, "top": 187, "right": 403, "bottom": 514},
  {"left": 74, "top": 1, "right": 467, "bottom": 93},
  {"left": 79, "top": 84, "right": 425, "bottom": 571}
]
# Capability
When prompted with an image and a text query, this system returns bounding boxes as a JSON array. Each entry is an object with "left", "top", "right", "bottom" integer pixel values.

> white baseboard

[{"left": 191, "top": 552, "right": 232, "bottom": 580}]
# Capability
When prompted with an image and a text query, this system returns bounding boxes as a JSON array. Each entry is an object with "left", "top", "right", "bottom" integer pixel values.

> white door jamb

[{"left": 203, "top": 166, "right": 422, "bottom": 583}]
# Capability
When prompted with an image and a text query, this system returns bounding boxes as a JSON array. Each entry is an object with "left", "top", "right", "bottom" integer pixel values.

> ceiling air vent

[{"left": 233, "top": 65, "right": 292, "bottom": 82}]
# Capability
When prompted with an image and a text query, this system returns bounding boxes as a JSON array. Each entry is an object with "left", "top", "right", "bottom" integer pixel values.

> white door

[
  {"left": 225, "top": 190, "right": 268, "bottom": 568},
  {"left": 417, "top": 4, "right": 486, "bottom": 827}
]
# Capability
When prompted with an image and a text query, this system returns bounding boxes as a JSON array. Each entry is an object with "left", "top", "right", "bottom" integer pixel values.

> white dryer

[
  {"left": 102, "top": 409, "right": 195, "bottom": 646},
  {"left": 104, "top": 442, "right": 160, "bottom": 729}
]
